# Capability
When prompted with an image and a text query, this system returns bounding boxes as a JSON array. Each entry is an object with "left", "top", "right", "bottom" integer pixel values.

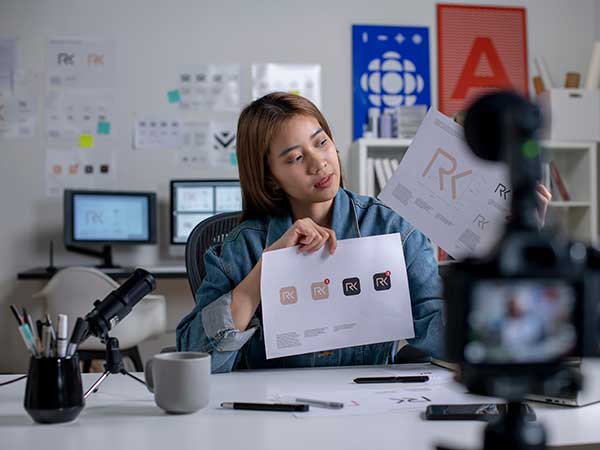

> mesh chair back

[{"left": 185, "top": 211, "right": 242, "bottom": 298}]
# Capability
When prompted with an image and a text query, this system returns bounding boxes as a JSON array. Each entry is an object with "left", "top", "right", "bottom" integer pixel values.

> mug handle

[{"left": 144, "top": 359, "right": 154, "bottom": 393}]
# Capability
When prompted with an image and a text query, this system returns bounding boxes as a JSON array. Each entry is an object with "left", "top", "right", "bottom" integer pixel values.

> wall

[{"left": 0, "top": 0, "right": 598, "bottom": 372}]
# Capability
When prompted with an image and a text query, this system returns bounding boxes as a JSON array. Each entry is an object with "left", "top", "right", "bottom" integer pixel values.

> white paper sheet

[
  {"left": 178, "top": 64, "right": 240, "bottom": 111},
  {"left": 379, "top": 108, "right": 510, "bottom": 259},
  {"left": 46, "top": 90, "right": 115, "bottom": 140},
  {"left": 0, "top": 38, "right": 17, "bottom": 91},
  {"left": 134, "top": 117, "right": 182, "bottom": 150},
  {"left": 47, "top": 37, "right": 116, "bottom": 89},
  {"left": 271, "top": 379, "right": 491, "bottom": 418},
  {"left": 252, "top": 63, "right": 321, "bottom": 108},
  {"left": 0, "top": 90, "right": 35, "bottom": 139},
  {"left": 177, "top": 121, "right": 210, "bottom": 166},
  {"left": 45, "top": 148, "right": 116, "bottom": 197},
  {"left": 260, "top": 233, "right": 414, "bottom": 359}
]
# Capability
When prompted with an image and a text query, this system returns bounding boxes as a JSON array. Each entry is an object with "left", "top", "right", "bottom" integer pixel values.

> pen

[
  {"left": 56, "top": 314, "right": 68, "bottom": 358},
  {"left": 220, "top": 402, "right": 309, "bottom": 412},
  {"left": 45, "top": 314, "right": 56, "bottom": 342},
  {"left": 353, "top": 375, "right": 430, "bottom": 384},
  {"left": 17, "top": 323, "right": 40, "bottom": 357},
  {"left": 9, "top": 304, "right": 23, "bottom": 326},
  {"left": 293, "top": 397, "right": 344, "bottom": 409},
  {"left": 23, "top": 309, "right": 41, "bottom": 354},
  {"left": 42, "top": 326, "right": 53, "bottom": 358}
]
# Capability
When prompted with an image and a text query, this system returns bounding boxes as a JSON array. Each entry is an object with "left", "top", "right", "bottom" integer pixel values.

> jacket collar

[{"left": 265, "top": 188, "right": 360, "bottom": 247}]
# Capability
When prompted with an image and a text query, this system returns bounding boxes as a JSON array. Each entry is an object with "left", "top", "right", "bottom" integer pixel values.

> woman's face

[{"left": 267, "top": 114, "right": 340, "bottom": 206}]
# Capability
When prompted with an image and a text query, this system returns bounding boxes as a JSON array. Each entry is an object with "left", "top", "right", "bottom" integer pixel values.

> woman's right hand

[{"left": 266, "top": 218, "right": 337, "bottom": 255}]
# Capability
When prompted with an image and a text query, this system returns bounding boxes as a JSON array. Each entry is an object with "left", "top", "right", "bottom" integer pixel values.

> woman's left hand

[{"left": 536, "top": 183, "right": 552, "bottom": 227}]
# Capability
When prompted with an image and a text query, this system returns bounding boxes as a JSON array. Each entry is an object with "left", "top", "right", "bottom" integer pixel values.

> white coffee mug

[{"left": 145, "top": 352, "right": 211, "bottom": 414}]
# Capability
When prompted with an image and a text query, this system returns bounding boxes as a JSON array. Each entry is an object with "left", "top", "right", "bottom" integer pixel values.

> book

[
  {"left": 549, "top": 160, "right": 571, "bottom": 201},
  {"left": 366, "top": 157, "right": 375, "bottom": 197},
  {"left": 381, "top": 158, "right": 394, "bottom": 182},
  {"left": 373, "top": 158, "right": 387, "bottom": 193},
  {"left": 390, "top": 158, "right": 399, "bottom": 171}
]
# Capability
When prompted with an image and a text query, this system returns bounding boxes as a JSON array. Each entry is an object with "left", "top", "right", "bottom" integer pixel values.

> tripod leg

[
  {"left": 84, "top": 370, "right": 110, "bottom": 399},
  {"left": 121, "top": 369, "right": 147, "bottom": 387}
]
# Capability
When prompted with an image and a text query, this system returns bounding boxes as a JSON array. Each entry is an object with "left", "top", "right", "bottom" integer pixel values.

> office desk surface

[
  {"left": 17, "top": 265, "right": 187, "bottom": 280},
  {"left": 1, "top": 364, "right": 600, "bottom": 450}
]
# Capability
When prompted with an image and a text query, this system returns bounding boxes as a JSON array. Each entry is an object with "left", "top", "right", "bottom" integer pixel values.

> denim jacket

[{"left": 176, "top": 188, "right": 445, "bottom": 373}]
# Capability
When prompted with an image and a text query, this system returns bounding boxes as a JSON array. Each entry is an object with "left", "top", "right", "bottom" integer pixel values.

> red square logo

[{"left": 437, "top": 4, "right": 528, "bottom": 117}]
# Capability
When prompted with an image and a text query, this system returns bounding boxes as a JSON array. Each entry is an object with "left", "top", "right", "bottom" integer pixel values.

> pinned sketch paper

[
  {"left": 177, "top": 64, "right": 240, "bottom": 111},
  {"left": 177, "top": 121, "right": 210, "bottom": 166},
  {"left": 252, "top": 63, "right": 321, "bottom": 108},
  {"left": 0, "top": 90, "right": 36, "bottom": 139},
  {"left": 45, "top": 90, "right": 115, "bottom": 140},
  {"left": 260, "top": 233, "right": 414, "bottom": 359},
  {"left": 0, "top": 38, "right": 17, "bottom": 91},
  {"left": 47, "top": 37, "right": 116, "bottom": 89},
  {"left": 45, "top": 148, "right": 116, "bottom": 197},
  {"left": 379, "top": 108, "right": 510, "bottom": 259},
  {"left": 210, "top": 121, "right": 237, "bottom": 168},
  {"left": 134, "top": 117, "right": 182, "bottom": 149}
]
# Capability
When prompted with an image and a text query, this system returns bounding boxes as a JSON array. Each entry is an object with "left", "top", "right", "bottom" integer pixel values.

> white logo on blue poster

[{"left": 353, "top": 25, "right": 431, "bottom": 139}]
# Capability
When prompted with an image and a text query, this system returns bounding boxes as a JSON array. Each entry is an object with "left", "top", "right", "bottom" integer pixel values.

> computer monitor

[
  {"left": 64, "top": 189, "right": 157, "bottom": 267},
  {"left": 170, "top": 179, "right": 242, "bottom": 245}
]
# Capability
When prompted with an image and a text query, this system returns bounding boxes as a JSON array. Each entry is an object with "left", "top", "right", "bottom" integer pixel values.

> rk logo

[
  {"left": 342, "top": 277, "right": 361, "bottom": 296},
  {"left": 422, "top": 148, "right": 472, "bottom": 200},
  {"left": 473, "top": 214, "right": 489, "bottom": 230},
  {"left": 495, "top": 183, "right": 511, "bottom": 200},
  {"left": 311, "top": 281, "right": 329, "bottom": 300},
  {"left": 279, "top": 286, "right": 298, "bottom": 305},
  {"left": 373, "top": 272, "right": 392, "bottom": 291},
  {"left": 57, "top": 53, "right": 75, "bottom": 65}
]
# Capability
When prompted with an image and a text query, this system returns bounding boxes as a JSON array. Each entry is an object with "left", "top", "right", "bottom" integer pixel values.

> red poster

[{"left": 437, "top": 4, "right": 528, "bottom": 117}]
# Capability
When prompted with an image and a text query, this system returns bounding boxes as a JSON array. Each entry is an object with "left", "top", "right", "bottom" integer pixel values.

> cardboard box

[{"left": 538, "top": 89, "right": 600, "bottom": 141}]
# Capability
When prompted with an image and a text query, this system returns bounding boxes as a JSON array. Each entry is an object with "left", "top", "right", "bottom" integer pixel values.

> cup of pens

[{"left": 11, "top": 305, "right": 85, "bottom": 424}]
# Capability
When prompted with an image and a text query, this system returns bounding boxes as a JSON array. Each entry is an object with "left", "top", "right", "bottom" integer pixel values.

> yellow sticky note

[{"left": 80, "top": 134, "right": 94, "bottom": 148}]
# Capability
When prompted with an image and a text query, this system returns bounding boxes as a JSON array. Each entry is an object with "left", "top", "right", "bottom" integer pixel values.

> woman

[{"left": 176, "top": 92, "right": 550, "bottom": 373}]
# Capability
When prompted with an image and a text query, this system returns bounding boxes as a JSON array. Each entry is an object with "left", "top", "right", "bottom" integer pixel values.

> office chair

[
  {"left": 185, "top": 211, "right": 242, "bottom": 298},
  {"left": 33, "top": 267, "right": 167, "bottom": 372}
]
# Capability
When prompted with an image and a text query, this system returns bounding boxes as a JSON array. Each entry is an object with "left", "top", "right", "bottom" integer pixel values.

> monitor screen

[
  {"left": 170, "top": 179, "right": 242, "bottom": 244},
  {"left": 64, "top": 190, "right": 157, "bottom": 244}
]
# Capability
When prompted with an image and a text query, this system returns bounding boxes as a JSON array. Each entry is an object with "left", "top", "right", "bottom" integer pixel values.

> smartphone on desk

[{"left": 424, "top": 403, "right": 536, "bottom": 421}]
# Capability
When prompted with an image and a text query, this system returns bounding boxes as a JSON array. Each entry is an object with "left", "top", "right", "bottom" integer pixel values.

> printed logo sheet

[
  {"left": 260, "top": 234, "right": 414, "bottom": 359},
  {"left": 379, "top": 108, "right": 510, "bottom": 259}
]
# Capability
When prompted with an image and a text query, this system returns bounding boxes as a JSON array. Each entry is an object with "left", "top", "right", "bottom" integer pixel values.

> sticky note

[
  {"left": 168, "top": 89, "right": 181, "bottom": 104},
  {"left": 230, "top": 152, "right": 237, "bottom": 166},
  {"left": 80, "top": 134, "right": 94, "bottom": 148},
  {"left": 97, "top": 121, "right": 111, "bottom": 135},
  {"left": 289, "top": 89, "right": 301, "bottom": 96}
]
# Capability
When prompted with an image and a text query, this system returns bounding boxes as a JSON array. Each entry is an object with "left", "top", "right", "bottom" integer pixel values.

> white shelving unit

[
  {"left": 347, "top": 138, "right": 599, "bottom": 245},
  {"left": 540, "top": 140, "right": 598, "bottom": 245}
]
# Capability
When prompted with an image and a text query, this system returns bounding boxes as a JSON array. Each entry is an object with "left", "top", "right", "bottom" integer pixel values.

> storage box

[{"left": 538, "top": 89, "right": 600, "bottom": 141}]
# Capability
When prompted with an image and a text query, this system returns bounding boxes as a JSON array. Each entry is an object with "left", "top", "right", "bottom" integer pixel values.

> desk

[
  {"left": 1, "top": 364, "right": 600, "bottom": 450},
  {"left": 17, "top": 265, "right": 187, "bottom": 280}
]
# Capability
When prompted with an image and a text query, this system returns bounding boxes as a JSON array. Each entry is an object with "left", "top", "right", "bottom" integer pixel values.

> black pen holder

[{"left": 24, "top": 355, "right": 85, "bottom": 424}]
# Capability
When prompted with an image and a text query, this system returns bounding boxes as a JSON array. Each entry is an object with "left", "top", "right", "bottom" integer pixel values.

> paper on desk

[
  {"left": 260, "top": 233, "right": 414, "bottom": 359},
  {"left": 379, "top": 108, "right": 510, "bottom": 260},
  {"left": 271, "top": 385, "right": 486, "bottom": 418}
]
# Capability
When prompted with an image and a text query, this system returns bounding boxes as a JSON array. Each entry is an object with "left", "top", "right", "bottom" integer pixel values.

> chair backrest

[{"left": 185, "top": 211, "right": 242, "bottom": 298}]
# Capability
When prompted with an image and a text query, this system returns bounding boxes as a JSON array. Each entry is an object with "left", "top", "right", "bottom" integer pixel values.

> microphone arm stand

[{"left": 84, "top": 336, "right": 146, "bottom": 399}]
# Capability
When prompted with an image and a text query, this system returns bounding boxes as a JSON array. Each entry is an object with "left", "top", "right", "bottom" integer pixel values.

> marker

[
  {"left": 353, "top": 375, "right": 430, "bottom": 384},
  {"left": 23, "top": 309, "right": 41, "bottom": 354},
  {"left": 220, "top": 402, "right": 309, "bottom": 412},
  {"left": 17, "top": 323, "right": 40, "bottom": 357},
  {"left": 42, "top": 326, "right": 53, "bottom": 358},
  {"left": 293, "top": 397, "right": 344, "bottom": 409},
  {"left": 56, "top": 314, "right": 68, "bottom": 358},
  {"left": 45, "top": 314, "right": 56, "bottom": 342}
]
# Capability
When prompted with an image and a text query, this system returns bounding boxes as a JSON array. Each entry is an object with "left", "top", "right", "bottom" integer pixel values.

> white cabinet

[
  {"left": 346, "top": 138, "right": 599, "bottom": 245},
  {"left": 541, "top": 140, "right": 598, "bottom": 245}
]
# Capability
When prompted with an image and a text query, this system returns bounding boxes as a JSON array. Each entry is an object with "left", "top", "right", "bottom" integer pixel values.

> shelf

[{"left": 549, "top": 201, "right": 591, "bottom": 207}]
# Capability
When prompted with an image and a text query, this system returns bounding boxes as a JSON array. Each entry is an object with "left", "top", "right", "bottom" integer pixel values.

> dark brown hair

[{"left": 236, "top": 92, "right": 343, "bottom": 221}]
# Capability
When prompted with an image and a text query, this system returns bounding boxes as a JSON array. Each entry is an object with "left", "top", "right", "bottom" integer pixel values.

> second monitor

[{"left": 170, "top": 179, "right": 242, "bottom": 245}]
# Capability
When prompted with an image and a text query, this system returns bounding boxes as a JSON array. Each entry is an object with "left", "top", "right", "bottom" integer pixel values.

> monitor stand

[{"left": 65, "top": 245, "right": 120, "bottom": 269}]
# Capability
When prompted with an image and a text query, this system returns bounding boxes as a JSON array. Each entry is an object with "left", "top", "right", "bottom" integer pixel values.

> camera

[{"left": 442, "top": 91, "right": 600, "bottom": 450}]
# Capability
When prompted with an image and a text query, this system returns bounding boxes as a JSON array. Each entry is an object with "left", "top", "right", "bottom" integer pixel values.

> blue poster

[{"left": 352, "top": 25, "right": 431, "bottom": 140}]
